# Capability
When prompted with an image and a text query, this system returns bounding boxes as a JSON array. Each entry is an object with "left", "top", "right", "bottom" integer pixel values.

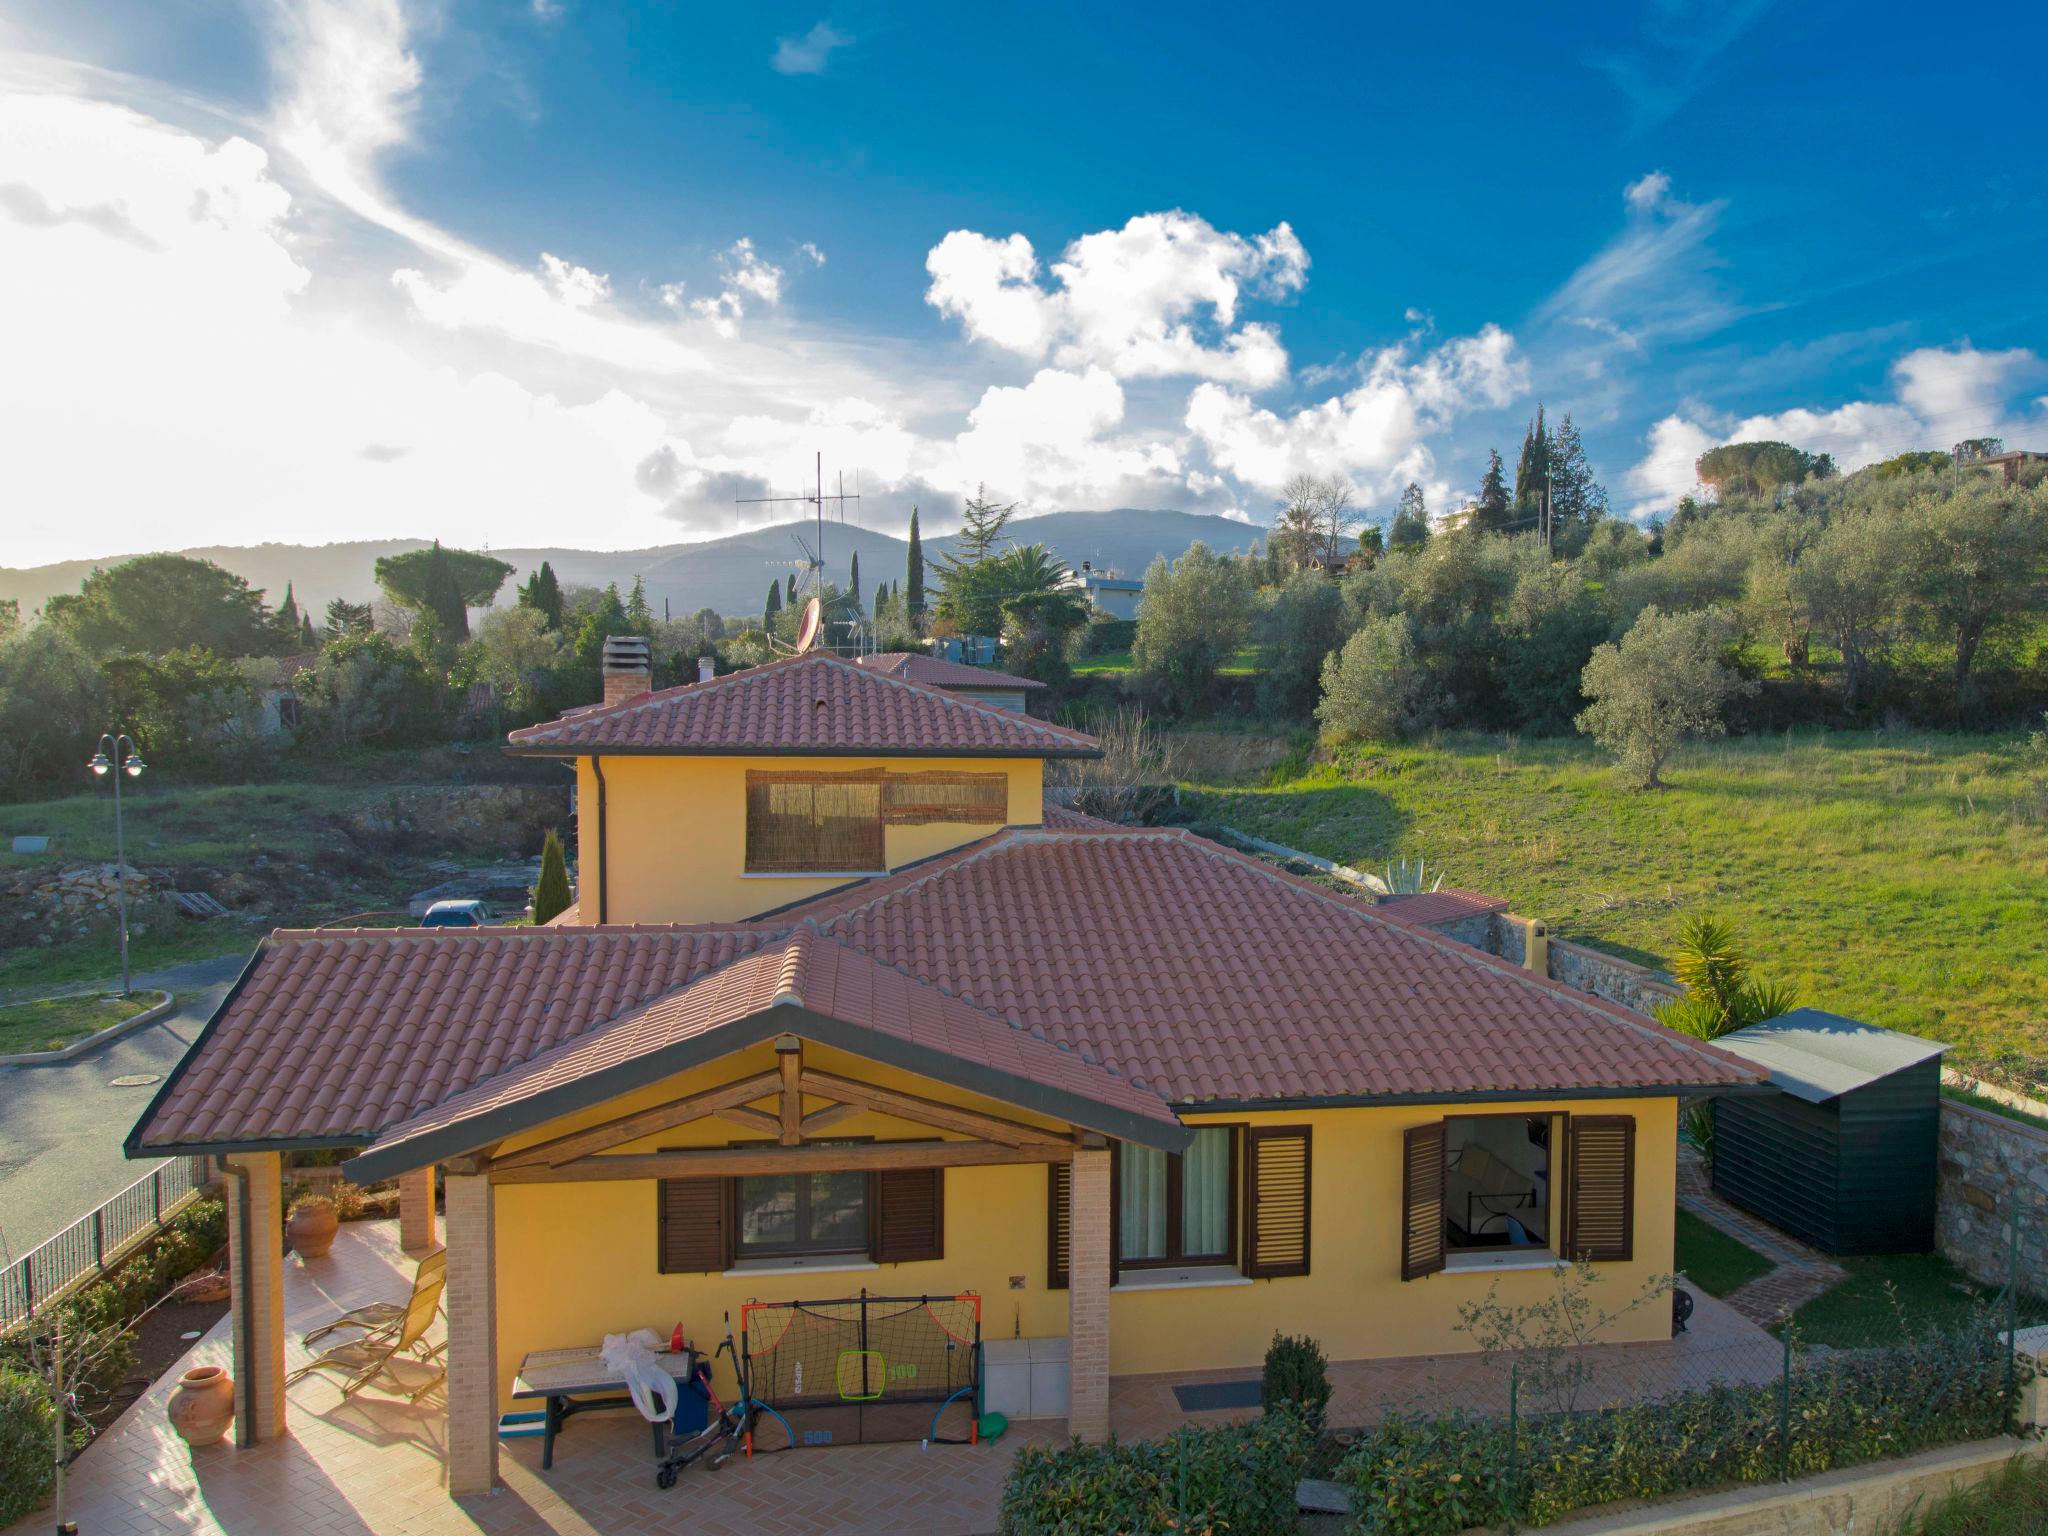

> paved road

[{"left": 0, "top": 952, "right": 250, "bottom": 1260}]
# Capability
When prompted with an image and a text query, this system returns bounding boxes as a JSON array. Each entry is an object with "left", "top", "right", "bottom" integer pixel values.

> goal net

[{"left": 740, "top": 1290, "right": 982, "bottom": 1449}]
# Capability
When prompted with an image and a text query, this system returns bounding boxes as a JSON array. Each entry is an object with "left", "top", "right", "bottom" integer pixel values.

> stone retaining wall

[{"left": 1937, "top": 1098, "right": 2048, "bottom": 1291}]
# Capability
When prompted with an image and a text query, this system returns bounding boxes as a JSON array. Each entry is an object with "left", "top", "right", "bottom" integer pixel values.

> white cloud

[
  {"left": 925, "top": 211, "right": 1308, "bottom": 388},
  {"left": 685, "top": 238, "right": 787, "bottom": 336},
  {"left": 1538, "top": 173, "right": 1739, "bottom": 353},
  {"left": 1621, "top": 343, "right": 2048, "bottom": 514},
  {"left": 393, "top": 256, "right": 703, "bottom": 373},
  {"left": 771, "top": 21, "right": 851, "bottom": 76},
  {"left": 800, "top": 241, "right": 826, "bottom": 266},
  {"left": 1623, "top": 170, "right": 1672, "bottom": 212},
  {"left": 1185, "top": 324, "right": 1527, "bottom": 496}
]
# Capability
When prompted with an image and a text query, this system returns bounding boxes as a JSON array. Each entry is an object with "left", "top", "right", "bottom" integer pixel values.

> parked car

[{"left": 420, "top": 899, "right": 492, "bottom": 928}]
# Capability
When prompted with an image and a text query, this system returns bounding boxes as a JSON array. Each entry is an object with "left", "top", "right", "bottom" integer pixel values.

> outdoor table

[{"left": 512, "top": 1344, "right": 697, "bottom": 1470}]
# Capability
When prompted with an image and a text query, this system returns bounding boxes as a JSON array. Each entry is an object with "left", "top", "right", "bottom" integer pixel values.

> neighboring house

[
  {"left": 1070, "top": 565, "right": 1143, "bottom": 620},
  {"left": 854, "top": 650, "right": 1045, "bottom": 713},
  {"left": 927, "top": 633, "right": 1001, "bottom": 665},
  {"left": 1976, "top": 449, "right": 2047, "bottom": 484},
  {"left": 125, "top": 645, "right": 1762, "bottom": 1498}
]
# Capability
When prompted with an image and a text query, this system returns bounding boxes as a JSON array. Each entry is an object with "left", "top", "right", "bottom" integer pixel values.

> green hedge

[
  {"left": 999, "top": 1409, "right": 1310, "bottom": 1536},
  {"left": 1341, "top": 1330, "right": 2013, "bottom": 1533},
  {"left": 0, "top": 1368, "right": 56, "bottom": 1527}
]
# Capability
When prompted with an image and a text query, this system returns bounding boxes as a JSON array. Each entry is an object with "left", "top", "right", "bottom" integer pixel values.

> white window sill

[
  {"left": 740, "top": 871, "right": 890, "bottom": 880},
  {"left": 1112, "top": 1265, "right": 1250, "bottom": 1292},
  {"left": 723, "top": 1258, "right": 880, "bottom": 1279},
  {"left": 1443, "top": 1249, "right": 1565, "bottom": 1275}
]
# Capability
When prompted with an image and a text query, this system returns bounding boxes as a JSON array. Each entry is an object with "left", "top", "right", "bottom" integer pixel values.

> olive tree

[
  {"left": 1316, "top": 614, "right": 1428, "bottom": 744},
  {"left": 1574, "top": 606, "right": 1753, "bottom": 788},
  {"left": 1132, "top": 543, "right": 1253, "bottom": 716}
]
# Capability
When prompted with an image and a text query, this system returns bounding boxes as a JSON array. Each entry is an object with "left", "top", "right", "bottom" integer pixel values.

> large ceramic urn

[
  {"left": 287, "top": 1196, "right": 339, "bottom": 1260},
  {"left": 167, "top": 1365, "right": 234, "bottom": 1446}
]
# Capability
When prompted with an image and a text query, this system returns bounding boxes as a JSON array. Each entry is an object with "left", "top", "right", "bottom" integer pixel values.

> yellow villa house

[{"left": 125, "top": 644, "right": 1763, "bottom": 1500}]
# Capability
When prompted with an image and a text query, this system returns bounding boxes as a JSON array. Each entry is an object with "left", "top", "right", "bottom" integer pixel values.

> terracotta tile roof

[
  {"left": 355, "top": 925, "right": 1178, "bottom": 1172},
  {"left": 1040, "top": 802, "right": 1127, "bottom": 832},
  {"left": 128, "top": 927, "right": 777, "bottom": 1151},
  {"left": 855, "top": 652, "right": 1045, "bottom": 690},
  {"left": 131, "top": 828, "right": 1757, "bottom": 1157},
  {"left": 790, "top": 829, "right": 1760, "bottom": 1105},
  {"left": 1373, "top": 889, "right": 1509, "bottom": 928},
  {"left": 506, "top": 652, "right": 1093, "bottom": 757}
]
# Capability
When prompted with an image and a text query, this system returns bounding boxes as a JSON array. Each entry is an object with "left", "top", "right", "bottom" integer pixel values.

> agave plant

[{"left": 1383, "top": 857, "right": 1444, "bottom": 895}]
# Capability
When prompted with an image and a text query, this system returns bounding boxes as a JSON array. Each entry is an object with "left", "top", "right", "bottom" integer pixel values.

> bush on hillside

[{"left": 1317, "top": 614, "right": 1429, "bottom": 744}]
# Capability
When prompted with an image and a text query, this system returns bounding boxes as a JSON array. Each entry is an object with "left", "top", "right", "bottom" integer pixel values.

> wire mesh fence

[
  {"left": 1334, "top": 1213, "right": 2044, "bottom": 1532},
  {"left": 0, "top": 1157, "right": 207, "bottom": 1333}
]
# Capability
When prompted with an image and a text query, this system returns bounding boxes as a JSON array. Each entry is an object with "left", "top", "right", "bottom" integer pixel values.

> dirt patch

[{"left": 1168, "top": 731, "right": 1298, "bottom": 785}]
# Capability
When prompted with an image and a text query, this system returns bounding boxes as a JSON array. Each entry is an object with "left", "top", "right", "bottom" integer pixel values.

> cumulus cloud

[
  {"left": 771, "top": 21, "right": 851, "bottom": 76},
  {"left": 925, "top": 211, "right": 1309, "bottom": 388},
  {"left": 681, "top": 238, "right": 789, "bottom": 336},
  {"left": 1621, "top": 343, "right": 2048, "bottom": 514},
  {"left": 1185, "top": 324, "right": 1527, "bottom": 496}
]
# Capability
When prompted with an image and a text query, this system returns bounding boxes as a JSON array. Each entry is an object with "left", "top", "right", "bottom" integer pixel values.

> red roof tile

[
  {"left": 357, "top": 925, "right": 1177, "bottom": 1169},
  {"left": 1373, "top": 889, "right": 1509, "bottom": 928},
  {"left": 855, "top": 652, "right": 1045, "bottom": 690},
  {"left": 507, "top": 652, "right": 1092, "bottom": 757}
]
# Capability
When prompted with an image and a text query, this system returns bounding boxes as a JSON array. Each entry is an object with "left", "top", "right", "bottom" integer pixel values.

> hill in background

[{"left": 0, "top": 509, "right": 1263, "bottom": 623}]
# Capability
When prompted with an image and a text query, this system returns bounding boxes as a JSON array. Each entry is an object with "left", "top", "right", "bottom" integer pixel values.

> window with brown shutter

[
  {"left": 1243, "top": 1125, "right": 1311, "bottom": 1278},
  {"left": 745, "top": 771, "right": 884, "bottom": 873},
  {"left": 870, "top": 1167, "right": 945, "bottom": 1263},
  {"left": 1565, "top": 1115, "right": 1635, "bottom": 1262},
  {"left": 1047, "top": 1163, "right": 1071, "bottom": 1289},
  {"left": 881, "top": 772, "right": 1008, "bottom": 826},
  {"left": 1400, "top": 1122, "right": 1447, "bottom": 1280},
  {"left": 658, "top": 1177, "right": 731, "bottom": 1273}
]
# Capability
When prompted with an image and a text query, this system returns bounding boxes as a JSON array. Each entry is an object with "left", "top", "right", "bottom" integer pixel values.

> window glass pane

[
  {"left": 1119, "top": 1146, "right": 1167, "bottom": 1261},
  {"left": 804, "top": 1170, "right": 869, "bottom": 1249},
  {"left": 738, "top": 1176, "right": 798, "bottom": 1250},
  {"left": 1181, "top": 1128, "right": 1231, "bottom": 1257}
]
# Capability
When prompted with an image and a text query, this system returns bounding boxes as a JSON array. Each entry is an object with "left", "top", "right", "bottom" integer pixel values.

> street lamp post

[{"left": 87, "top": 733, "right": 146, "bottom": 996}]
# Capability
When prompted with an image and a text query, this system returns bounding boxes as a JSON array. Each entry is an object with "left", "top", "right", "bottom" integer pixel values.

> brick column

[
  {"left": 398, "top": 1167, "right": 437, "bottom": 1253},
  {"left": 225, "top": 1152, "right": 286, "bottom": 1446},
  {"left": 443, "top": 1171, "right": 499, "bottom": 1497},
  {"left": 1067, "top": 1147, "right": 1112, "bottom": 1442}
]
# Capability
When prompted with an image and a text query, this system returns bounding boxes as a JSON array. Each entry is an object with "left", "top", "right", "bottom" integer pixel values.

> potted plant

[{"left": 286, "top": 1192, "right": 339, "bottom": 1260}]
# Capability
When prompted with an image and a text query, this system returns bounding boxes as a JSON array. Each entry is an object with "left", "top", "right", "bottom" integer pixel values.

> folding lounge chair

[
  {"left": 302, "top": 1248, "right": 446, "bottom": 1348},
  {"left": 286, "top": 1273, "right": 447, "bottom": 1401}
]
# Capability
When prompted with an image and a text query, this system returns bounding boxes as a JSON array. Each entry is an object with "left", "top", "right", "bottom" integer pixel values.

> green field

[
  {"left": 0, "top": 992, "right": 160, "bottom": 1055},
  {"left": 1189, "top": 729, "right": 2048, "bottom": 1068},
  {"left": 1673, "top": 1209, "right": 1774, "bottom": 1298}
]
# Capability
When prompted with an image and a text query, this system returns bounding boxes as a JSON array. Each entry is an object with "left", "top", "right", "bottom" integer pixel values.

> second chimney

[
  {"left": 602, "top": 635, "right": 652, "bottom": 707},
  {"left": 697, "top": 655, "right": 716, "bottom": 684}
]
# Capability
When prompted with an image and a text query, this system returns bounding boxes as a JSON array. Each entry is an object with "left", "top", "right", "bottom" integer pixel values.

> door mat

[{"left": 1171, "top": 1378, "right": 1263, "bottom": 1411}]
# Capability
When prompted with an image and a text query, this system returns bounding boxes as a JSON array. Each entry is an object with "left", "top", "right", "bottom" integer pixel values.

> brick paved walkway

[{"left": 1677, "top": 1146, "right": 1845, "bottom": 1327}]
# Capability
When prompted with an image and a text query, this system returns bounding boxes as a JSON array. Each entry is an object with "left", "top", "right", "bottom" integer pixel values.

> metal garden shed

[{"left": 1709, "top": 1008, "right": 1947, "bottom": 1256}]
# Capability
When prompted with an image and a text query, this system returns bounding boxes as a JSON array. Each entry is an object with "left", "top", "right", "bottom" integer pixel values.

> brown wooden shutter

[
  {"left": 1566, "top": 1115, "right": 1636, "bottom": 1262},
  {"left": 1243, "top": 1126, "right": 1311, "bottom": 1278},
  {"left": 870, "top": 1167, "right": 945, "bottom": 1263},
  {"left": 1400, "top": 1122, "right": 1447, "bottom": 1281},
  {"left": 1047, "top": 1163, "right": 1071, "bottom": 1289},
  {"left": 658, "top": 1177, "right": 730, "bottom": 1273}
]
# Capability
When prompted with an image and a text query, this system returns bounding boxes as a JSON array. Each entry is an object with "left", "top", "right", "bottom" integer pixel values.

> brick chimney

[{"left": 601, "top": 635, "right": 652, "bottom": 707}]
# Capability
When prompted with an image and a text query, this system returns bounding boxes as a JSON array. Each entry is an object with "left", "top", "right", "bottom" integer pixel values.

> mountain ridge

[{"left": 1, "top": 509, "right": 1266, "bottom": 622}]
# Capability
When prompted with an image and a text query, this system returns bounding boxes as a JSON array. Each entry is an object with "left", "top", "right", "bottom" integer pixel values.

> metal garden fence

[{"left": 0, "top": 1157, "right": 209, "bottom": 1333}]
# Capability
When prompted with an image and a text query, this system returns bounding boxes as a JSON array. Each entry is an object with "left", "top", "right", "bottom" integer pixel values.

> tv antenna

[{"left": 737, "top": 451, "right": 861, "bottom": 603}]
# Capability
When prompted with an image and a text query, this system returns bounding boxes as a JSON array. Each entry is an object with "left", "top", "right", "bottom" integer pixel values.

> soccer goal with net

[{"left": 740, "top": 1290, "right": 982, "bottom": 1449}]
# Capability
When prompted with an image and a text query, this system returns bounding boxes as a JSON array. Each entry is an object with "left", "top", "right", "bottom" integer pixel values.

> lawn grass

[
  {"left": 1187, "top": 728, "right": 2048, "bottom": 1065},
  {"left": 1072, "top": 644, "right": 1262, "bottom": 677},
  {"left": 1941, "top": 1084, "right": 2048, "bottom": 1132},
  {"left": 1673, "top": 1208, "right": 1774, "bottom": 1297},
  {"left": 0, "top": 991, "right": 161, "bottom": 1055},
  {"left": 1787, "top": 1252, "right": 1999, "bottom": 1346},
  {"left": 1894, "top": 1453, "right": 2048, "bottom": 1535}
]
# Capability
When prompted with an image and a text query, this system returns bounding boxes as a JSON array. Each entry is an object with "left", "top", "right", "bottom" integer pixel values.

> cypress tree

[
  {"left": 531, "top": 828, "right": 572, "bottom": 926},
  {"left": 786, "top": 573, "right": 798, "bottom": 606},
  {"left": 1472, "top": 450, "right": 1512, "bottom": 532},
  {"left": 875, "top": 581, "right": 888, "bottom": 615},
  {"left": 1512, "top": 405, "right": 1550, "bottom": 515},
  {"left": 906, "top": 508, "right": 926, "bottom": 626},
  {"left": 765, "top": 580, "right": 783, "bottom": 628},
  {"left": 519, "top": 561, "right": 564, "bottom": 630},
  {"left": 849, "top": 550, "right": 862, "bottom": 613}
]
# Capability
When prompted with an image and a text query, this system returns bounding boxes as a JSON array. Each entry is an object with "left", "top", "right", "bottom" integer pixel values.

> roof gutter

[
  {"left": 504, "top": 743, "right": 1102, "bottom": 761},
  {"left": 1172, "top": 1081, "right": 1776, "bottom": 1114}
]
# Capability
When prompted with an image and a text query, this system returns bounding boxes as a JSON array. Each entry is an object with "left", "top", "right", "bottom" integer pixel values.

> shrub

[
  {"left": 0, "top": 1368, "right": 56, "bottom": 1527},
  {"left": 1337, "top": 1325, "right": 2012, "bottom": 1532},
  {"left": 532, "top": 828, "right": 572, "bottom": 925},
  {"left": 1317, "top": 614, "right": 1428, "bottom": 744},
  {"left": 1262, "top": 1331, "right": 1331, "bottom": 1436},
  {"left": 1078, "top": 615, "right": 1135, "bottom": 656},
  {"left": 1574, "top": 605, "right": 1754, "bottom": 789},
  {"left": 999, "top": 1409, "right": 1309, "bottom": 1535}
]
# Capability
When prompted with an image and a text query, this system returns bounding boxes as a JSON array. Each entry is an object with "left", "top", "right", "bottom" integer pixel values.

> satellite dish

[{"left": 793, "top": 597, "right": 823, "bottom": 654}]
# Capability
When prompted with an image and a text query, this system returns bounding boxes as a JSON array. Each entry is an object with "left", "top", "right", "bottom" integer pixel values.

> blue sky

[{"left": 4, "top": 0, "right": 2045, "bottom": 566}]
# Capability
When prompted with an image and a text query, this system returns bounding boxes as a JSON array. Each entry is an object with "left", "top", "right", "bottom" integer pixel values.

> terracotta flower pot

[
  {"left": 168, "top": 1365, "right": 235, "bottom": 1447},
  {"left": 288, "top": 1198, "right": 339, "bottom": 1260}
]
